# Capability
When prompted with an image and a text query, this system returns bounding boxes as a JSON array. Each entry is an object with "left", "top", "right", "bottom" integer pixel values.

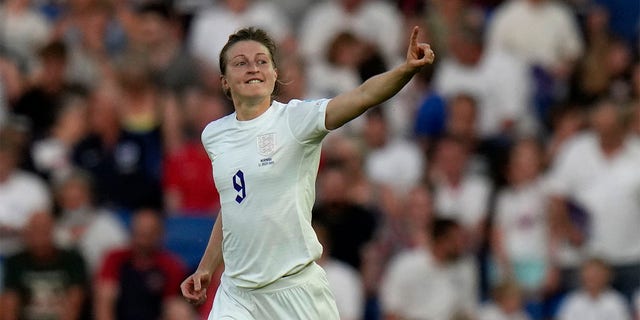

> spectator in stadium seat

[
  {"left": 72, "top": 82, "right": 163, "bottom": 210},
  {"left": 429, "top": 134, "right": 491, "bottom": 250},
  {"left": 434, "top": 23, "right": 535, "bottom": 139},
  {"left": 478, "top": 280, "right": 532, "bottom": 320},
  {"left": 1, "top": 211, "right": 88, "bottom": 320},
  {"left": 52, "top": 169, "right": 129, "bottom": 274},
  {"left": 380, "top": 218, "right": 478, "bottom": 320},
  {"left": 547, "top": 99, "right": 640, "bottom": 301},
  {"left": 12, "top": 41, "right": 75, "bottom": 141},
  {"left": 557, "top": 258, "right": 631, "bottom": 320},
  {"left": 361, "top": 183, "right": 435, "bottom": 319},
  {"left": 569, "top": 6, "right": 634, "bottom": 105},
  {"left": 487, "top": 0, "right": 584, "bottom": 79},
  {"left": 313, "top": 220, "right": 365, "bottom": 320},
  {"left": 0, "top": 133, "right": 51, "bottom": 257},
  {"left": 30, "top": 91, "right": 89, "bottom": 182},
  {"left": 491, "top": 138, "right": 556, "bottom": 310},
  {"left": 313, "top": 165, "right": 378, "bottom": 270},
  {"left": 0, "top": 0, "right": 51, "bottom": 72},
  {"left": 162, "top": 89, "right": 226, "bottom": 216},
  {"left": 299, "top": 0, "right": 404, "bottom": 69},
  {"left": 188, "top": 0, "right": 292, "bottom": 72},
  {"left": 487, "top": 0, "right": 584, "bottom": 119},
  {"left": 132, "top": 2, "right": 201, "bottom": 97},
  {"left": 61, "top": 1, "right": 118, "bottom": 90},
  {"left": 363, "top": 107, "right": 425, "bottom": 196},
  {"left": 95, "top": 208, "right": 186, "bottom": 320}
]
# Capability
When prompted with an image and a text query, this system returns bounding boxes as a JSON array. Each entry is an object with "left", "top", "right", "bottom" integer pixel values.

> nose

[{"left": 247, "top": 62, "right": 260, "bottom": 73}]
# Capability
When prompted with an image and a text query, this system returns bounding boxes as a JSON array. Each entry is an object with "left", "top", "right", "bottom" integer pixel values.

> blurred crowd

[{"left": 0, "top": 0, "right": 639, "bottom": 319}]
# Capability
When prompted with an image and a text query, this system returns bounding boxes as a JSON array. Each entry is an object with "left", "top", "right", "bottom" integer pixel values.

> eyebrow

[{"left": 230, "top": 53, "right": 269, "bottom": 60}]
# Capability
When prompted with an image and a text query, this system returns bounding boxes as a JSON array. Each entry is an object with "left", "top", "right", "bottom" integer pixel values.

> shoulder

[
  {"left": 545, "top": 1, "right": 575, "bottom": 18},
  {"left": 602, "top": 290, "right": 629, "bottom": 306},
  {"left": 103, "top": 248, "right": 132, "bottom": 264},
  {"left": 11, "top": 170, "right": 46, "bottom": 187},
  {"left": 553, "top": 132, "right": 595, "bottom": 163},
  {"left": 388, "top": 249, "right": 431, "bottom": 273},
  {"left": 562, "top": 291, "right": 587, "bottom": 306},
  {"left": 201, "top": 114, "right": 235, "bottom": 140}
]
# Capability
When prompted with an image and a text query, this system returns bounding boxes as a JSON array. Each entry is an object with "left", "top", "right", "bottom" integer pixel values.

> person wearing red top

[{"left": 95, "top": 208, "right": 187, "bottom": 320}]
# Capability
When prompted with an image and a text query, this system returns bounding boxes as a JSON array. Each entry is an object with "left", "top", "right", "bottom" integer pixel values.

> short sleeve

[
  {"left": 547, "top": 140, "right": 580, "bottom": 196},
  {"left": 97, "top": 250, "right": 124, "bottom": 283},
  {"left": 286, "top": 99, "right": 331, "bottom": 144}
]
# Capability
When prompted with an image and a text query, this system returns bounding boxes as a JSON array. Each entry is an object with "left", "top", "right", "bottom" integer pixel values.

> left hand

[{"left": 406, "top": 26, "right": 435, "bottom": 72}]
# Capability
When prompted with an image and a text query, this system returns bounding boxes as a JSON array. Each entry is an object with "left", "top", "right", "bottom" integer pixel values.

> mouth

[{"left": 245, "top": 79, "right": 264, "bottom": 84}]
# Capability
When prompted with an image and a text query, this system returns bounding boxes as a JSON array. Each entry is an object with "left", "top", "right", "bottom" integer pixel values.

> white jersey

[{"left": 201, "top": 99, "right": 330, "bottom": 288}]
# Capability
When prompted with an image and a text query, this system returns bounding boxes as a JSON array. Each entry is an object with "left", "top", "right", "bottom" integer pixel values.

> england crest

[{"left": 257, "top": 133, "right": 276, "bottom": 157}]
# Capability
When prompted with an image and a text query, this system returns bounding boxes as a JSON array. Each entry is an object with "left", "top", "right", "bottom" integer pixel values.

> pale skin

[{"left": 180, "top": 26, "right": 435, "bottom": 305}]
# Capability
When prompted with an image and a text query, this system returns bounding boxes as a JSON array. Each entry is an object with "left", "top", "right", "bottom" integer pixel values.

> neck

[
  {"left": 599, "top": 132, "right": 623, "bottom": 156},
  {"left": 234, "top": 97, "right": 272, "bottom": 121},
  {"left": 431, "top": 246, "right": 448, "bottom": 265}
]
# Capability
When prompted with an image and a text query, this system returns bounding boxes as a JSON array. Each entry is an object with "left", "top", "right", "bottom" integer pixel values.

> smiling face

[{"left": 221, "top": 40, "right": 278, "bottom": 104}]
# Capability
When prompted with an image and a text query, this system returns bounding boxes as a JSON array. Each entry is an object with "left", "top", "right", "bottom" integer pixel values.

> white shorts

[{"left": 208, "top": 263, "right": 340, "bottom": 320}]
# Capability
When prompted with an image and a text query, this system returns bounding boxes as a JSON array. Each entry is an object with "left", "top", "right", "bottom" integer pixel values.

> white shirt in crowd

[
  {"left": 202, "top": 99, "right": 330, "bottom": 289},
  {"left": 478, "top": 303, "right": 532, "bottom": 320},
  {"left": 434, "top": 48, "right": 534, "bottom": 137},
  {"left": 495, "top": 178, "right": 550, "bottom": 262},
  {"left": 548, "top": 133, "right": 640, "bottom": 266},
  {"left": 188, "top": 0, "right": 291, "bottom": 70},
  {"left": 365, "top": 138, "right": 424, "bottom": 196},
  {"left": 0, "top": 171, "right": 51, "bottom": 256},
  {"left": 299, "top": 0, "right": 403, "bottom": 67},
  {"left": 380, "top": 249, "right": 478, "bottom": 320},
  {"left": 558, "top": 289, "right": 631, "bottom": 320},
  {"left": 54, "top": 208, "right": 130, "bottom": 274},
  {"left": 322, "top": 259, "right": 364, "bottom": 320},
  {"left": 434, "top": 175, "right": 492, "bottom": 229},
  {"left": 487, "top": 0, "right": 584, "bottom": 69}
]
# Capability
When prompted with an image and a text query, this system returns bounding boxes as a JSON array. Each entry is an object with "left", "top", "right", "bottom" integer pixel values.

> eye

[
  {"left": 257, "top": 59, "right": 268, "bottom": 65},
  {"left": 234, "top": 61, "right": 246, "bottom": 67}
]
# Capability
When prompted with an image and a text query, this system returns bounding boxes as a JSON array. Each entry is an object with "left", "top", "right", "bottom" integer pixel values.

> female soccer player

[{"left": 180, "top": 26, "right": 435, "bottom": 319}]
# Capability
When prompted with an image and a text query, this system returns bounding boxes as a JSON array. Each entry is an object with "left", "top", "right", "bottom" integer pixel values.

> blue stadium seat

[{"left": 163, "top": 216, "right": 215, "bottom": 271}]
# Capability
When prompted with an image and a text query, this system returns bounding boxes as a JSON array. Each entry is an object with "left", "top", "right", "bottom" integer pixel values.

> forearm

[
  {"left": 356, "top": 63, "right": 417, "bottom": 108},
  {"left": 94, "top": 282, "right": 117, "bottom": 320},
  {"left": 325, "top": 63, "right": 417, "bottom": 130},
  {"left": 196, "top": 214, "right": 224, "bottom": 274},
  {"left": 1, "top": 292, "right": 19, "bottom": 320},
  {"left": 62, "top": 286, "right": 84, "bottom": 320}
]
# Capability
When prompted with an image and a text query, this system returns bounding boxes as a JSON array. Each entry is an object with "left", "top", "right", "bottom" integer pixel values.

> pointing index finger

[{"left": 410, "top": 26, "right": 419, "bottom": 47}]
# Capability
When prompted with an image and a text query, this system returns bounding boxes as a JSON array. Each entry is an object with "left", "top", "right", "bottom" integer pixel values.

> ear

[{"left": 220, "top": 75, "right": 229, "bottom": 91}]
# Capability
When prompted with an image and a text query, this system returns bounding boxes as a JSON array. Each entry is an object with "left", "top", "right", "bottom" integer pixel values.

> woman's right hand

[{"left": 180, "top": 270, "right": 212, "bottom": 306}]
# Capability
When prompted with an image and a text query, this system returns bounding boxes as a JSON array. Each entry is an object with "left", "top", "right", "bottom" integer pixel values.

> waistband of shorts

[{"left": 223, "top": 262, "right": 324, "bottom": 294}]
